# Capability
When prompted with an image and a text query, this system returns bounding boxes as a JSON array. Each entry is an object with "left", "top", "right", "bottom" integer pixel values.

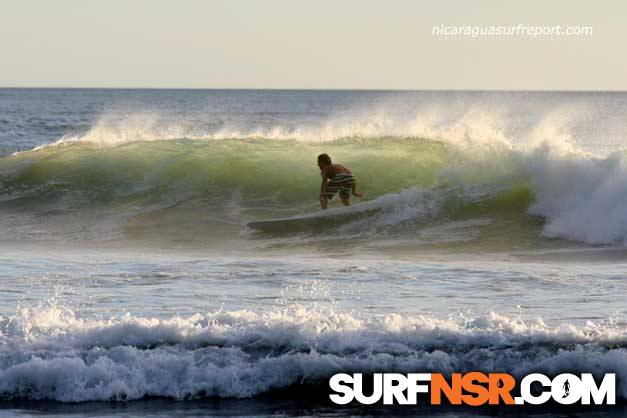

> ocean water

[{"left": 0, "top": 88, "right": 627, "bottom": 417}]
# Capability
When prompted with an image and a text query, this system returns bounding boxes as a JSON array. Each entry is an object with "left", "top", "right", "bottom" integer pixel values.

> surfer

[{"left": 317, "top": 153, "right": 362, "bottom": 209}]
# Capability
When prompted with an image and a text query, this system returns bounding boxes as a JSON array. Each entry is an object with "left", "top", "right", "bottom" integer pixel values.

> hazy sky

[{"left": 1, "top": 0, "right": 625, "bottom": 90}]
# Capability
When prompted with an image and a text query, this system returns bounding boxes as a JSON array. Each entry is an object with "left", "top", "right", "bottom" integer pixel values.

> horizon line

[{"left": 1, "top": 86, "right": 626, "bottom": 93}]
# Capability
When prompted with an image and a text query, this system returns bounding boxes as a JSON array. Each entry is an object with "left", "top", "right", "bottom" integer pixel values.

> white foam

[
  {"left": 0, "top": 305, "right": 625, "bottom": 402},
  {"left": 527, "top": 147, "right": 627, "bottom": 244}
]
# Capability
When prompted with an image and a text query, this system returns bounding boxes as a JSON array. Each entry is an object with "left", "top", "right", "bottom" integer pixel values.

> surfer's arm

[{"left": 320, "top": 172, "right": 328, "bottom": 209}]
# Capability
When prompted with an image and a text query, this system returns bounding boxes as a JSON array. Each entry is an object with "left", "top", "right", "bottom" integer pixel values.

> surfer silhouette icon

[{"left": 563, "top": 379, "right": 570, "bottom": 398}]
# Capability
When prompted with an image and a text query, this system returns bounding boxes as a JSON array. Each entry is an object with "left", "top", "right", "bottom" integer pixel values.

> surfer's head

[{"left": 317, "top": 153, "right": 332, "bottom": 168}]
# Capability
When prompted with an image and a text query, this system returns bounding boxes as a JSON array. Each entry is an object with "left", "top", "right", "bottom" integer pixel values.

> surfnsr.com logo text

[{"left": 329, "top": 373, "right": 616, "bottom": 406}]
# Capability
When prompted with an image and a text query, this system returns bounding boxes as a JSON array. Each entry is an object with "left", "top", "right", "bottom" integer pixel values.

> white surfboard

[{"left": 246, "top": 201, "right": 379, "bottom": 233}]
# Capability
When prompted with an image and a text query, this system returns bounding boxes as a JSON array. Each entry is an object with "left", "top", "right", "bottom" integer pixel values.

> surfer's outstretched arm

[{"left": 320, "top": 195, "right": 328, "bottom": 209}]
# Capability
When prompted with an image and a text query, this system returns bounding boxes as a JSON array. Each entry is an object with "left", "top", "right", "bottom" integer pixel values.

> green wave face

[
  {"left": 0, "top": 138, "right": 455, "bottom": 209},
  {"left": 0, "top": 137, "right": 546, "bottom": 250}
]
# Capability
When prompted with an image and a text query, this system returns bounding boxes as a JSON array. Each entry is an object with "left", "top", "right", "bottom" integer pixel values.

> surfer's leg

[
  {"left": 340, "top": 190, "right": 350, "bottom": 206},
  {"left": 351, "top": 180, "right": 362, "bottom": 198},
  {"left": 324, "top": 179, "right": 340, "bottom": 208}
]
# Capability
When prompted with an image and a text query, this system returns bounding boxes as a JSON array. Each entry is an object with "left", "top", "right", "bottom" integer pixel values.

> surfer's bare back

[{"left": 317, "top": 153, "right": 363, "bottom": 209}]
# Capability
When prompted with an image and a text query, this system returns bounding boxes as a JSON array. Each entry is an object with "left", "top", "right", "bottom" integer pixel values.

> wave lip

[{"left": 0, "top": 306, "right": 626, "bottom": 402}]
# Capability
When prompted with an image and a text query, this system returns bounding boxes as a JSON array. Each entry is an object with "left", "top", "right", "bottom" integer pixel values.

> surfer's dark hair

[{"left": 317, "top": 153, "right": 332, "bottom": 165}]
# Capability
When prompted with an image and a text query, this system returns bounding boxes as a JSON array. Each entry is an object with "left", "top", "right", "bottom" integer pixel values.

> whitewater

[{"left": 0, "top": 89, "right": 626, "bottom": 417}]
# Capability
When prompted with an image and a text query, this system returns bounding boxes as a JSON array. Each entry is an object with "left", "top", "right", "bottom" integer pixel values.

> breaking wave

[
  {"left": 1, "top": 107, "right": 627, "bottom": 246},
  {"left": 0, "top": 305, "right": 625, "bottom": 402}
]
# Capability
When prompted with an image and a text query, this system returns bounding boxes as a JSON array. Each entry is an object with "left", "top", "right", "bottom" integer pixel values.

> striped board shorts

[{"left": 324, "top": 173, "right": 354, "bottom": 200}]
